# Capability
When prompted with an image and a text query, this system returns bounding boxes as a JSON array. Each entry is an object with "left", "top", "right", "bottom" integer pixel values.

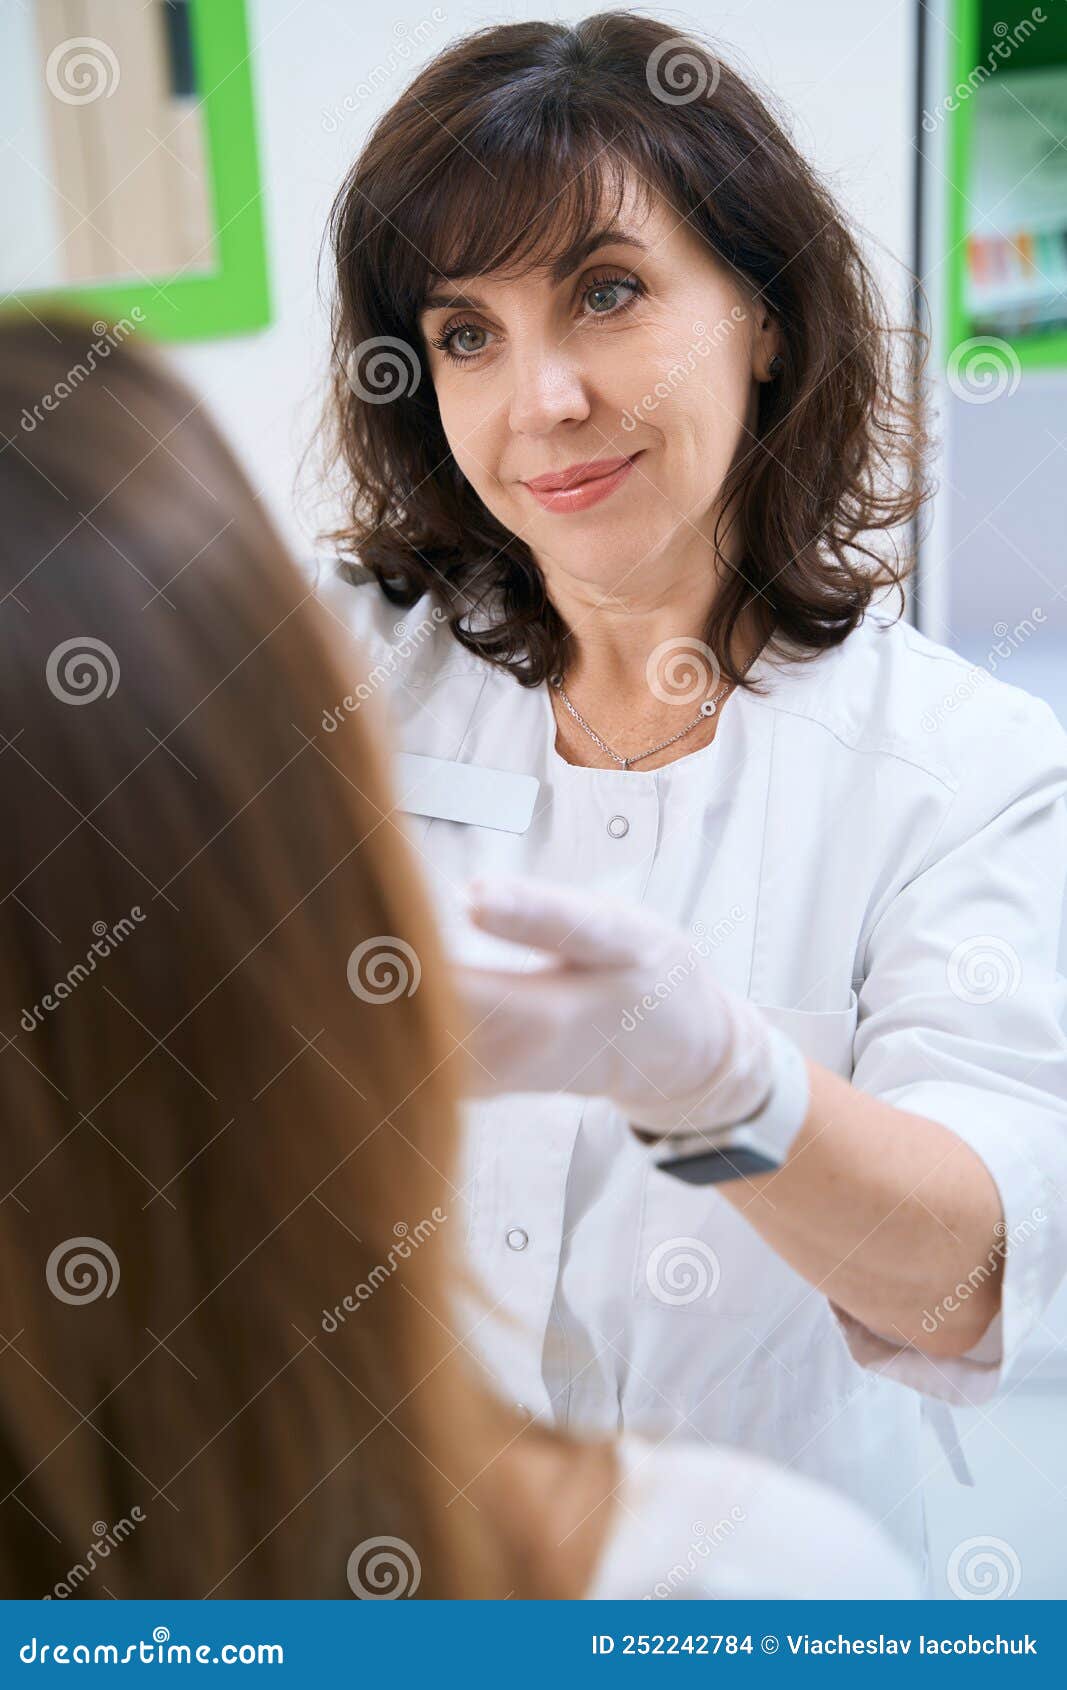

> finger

[
  {"left": 452, "top": 963, "right": 553, "bottom": 1005},
  {"left": 463, "top": 874, "right": 648, "bottom": 968}
]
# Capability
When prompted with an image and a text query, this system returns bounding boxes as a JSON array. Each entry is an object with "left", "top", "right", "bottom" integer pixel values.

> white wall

[
  {"left": 0, "top": 0, "right": 64, "bottom": 288},
  {"left": 166, "top": 0, "right": 918, "bottom": 562}
]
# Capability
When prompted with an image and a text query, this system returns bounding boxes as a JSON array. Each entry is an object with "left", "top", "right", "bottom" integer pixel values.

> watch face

[{"left": 656, "top": 1144, "right": 782, "bottom": 1184}]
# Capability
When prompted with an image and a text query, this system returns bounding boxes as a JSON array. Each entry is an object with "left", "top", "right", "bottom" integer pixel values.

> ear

[{"left": 752, "top": 304, "right": 783, "bottom": 383}]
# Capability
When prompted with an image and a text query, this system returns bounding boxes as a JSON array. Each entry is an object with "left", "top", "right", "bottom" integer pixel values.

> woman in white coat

[{"left": 318, "top": 14, "right": 1067, "bottom": 1588}]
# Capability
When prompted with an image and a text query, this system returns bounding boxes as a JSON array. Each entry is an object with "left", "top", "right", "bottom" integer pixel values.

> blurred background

[{"left": 2, "top": 0, "right": 1066, "bottom": 1599}]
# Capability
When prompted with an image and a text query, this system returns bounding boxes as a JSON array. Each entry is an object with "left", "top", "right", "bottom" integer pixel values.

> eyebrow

[{"left": 418, "top": 227, "right": 650, "bottom": 316}]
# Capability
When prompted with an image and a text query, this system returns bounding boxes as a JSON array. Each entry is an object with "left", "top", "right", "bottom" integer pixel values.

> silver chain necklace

[
  {"left": 549, "top": 673, "right": 729, "bottom": 770},
  {"left": 549, "top": 643, "right": 763, "bottom": 771}
]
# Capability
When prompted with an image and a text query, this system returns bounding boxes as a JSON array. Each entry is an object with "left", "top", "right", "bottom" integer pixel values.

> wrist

[{"left": 631, "top": 1022, "right": 811, "bottom": 1174}]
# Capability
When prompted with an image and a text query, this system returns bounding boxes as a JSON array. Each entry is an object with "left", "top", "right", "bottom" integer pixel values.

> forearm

[{"left": 717, "top": 1059, "right": 1005, "bottom": 1356}]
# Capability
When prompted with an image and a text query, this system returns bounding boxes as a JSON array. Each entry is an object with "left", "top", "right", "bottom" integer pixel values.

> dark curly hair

[{"left": 321, "top": 9, "right": 929, "bottom": 693}]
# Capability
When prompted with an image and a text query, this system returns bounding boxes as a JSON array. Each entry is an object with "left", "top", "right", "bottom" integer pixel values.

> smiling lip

[
  {"left": 522, "top": 452, "right": 641, "bottom": 512},
  {"left": 524, "top": 454, "right": 633, "bottom": 492}
]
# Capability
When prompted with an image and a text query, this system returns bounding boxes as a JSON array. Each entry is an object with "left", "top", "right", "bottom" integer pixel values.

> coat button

[
  {"left": 607, "top": 814, "right": 629, "bottom": 838},
  {"left": 505, "top": 1227, "right": 529, "bottom": 1251}
]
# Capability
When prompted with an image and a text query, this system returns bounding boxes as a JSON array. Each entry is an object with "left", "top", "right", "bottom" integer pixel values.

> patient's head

[{"left": 0, "top": 313, "right": 553, "bottom": 1597}]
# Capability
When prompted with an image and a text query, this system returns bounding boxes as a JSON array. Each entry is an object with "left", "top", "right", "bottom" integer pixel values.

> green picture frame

[
  {"left": 945, "top": 0, "right": 1067, "bottom": 369},
  {"left": 9, "top": 0, "right": 270, "bottom": 342}
]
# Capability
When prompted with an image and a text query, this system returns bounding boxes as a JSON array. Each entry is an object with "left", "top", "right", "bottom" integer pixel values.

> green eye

[
  {"left": 452, "top": 325, "right": 486, "bottom": 354},
  {"left": 429, "top": 320, "right": 488, "bottom": 362},
  {"left": 584, "top": 274, "right": 642, "bottom": 315}
]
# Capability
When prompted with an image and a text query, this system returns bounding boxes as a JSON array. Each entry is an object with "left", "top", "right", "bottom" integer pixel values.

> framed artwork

[{"left": 2, "top": 0, "right": 270, "bottom": 340}]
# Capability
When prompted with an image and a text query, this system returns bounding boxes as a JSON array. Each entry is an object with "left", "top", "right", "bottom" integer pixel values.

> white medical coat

[{"left": 318, "top": 566, "right": 1067, "bottom": 1585}]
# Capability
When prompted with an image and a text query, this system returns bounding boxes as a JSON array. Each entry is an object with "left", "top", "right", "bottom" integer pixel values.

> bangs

[
  {"left": 327, "top": 15, "right": 922, "bottom": 696},
  {"left": 393, "top": 133, "right": 660, "bottom": 316}
]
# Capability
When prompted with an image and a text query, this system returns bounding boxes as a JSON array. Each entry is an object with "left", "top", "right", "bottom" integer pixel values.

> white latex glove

[{"left": 451, "top": 873, "right": 776, "bottom": 1135}]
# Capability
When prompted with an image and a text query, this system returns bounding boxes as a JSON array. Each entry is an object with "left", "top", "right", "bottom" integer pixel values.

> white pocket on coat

[{"left": 751, "top": 990, "right": 859, "bottom": 1080}]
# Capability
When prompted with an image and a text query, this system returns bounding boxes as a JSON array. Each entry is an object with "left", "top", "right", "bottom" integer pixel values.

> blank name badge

[{"left": 393, "top": 752, "right": 540, "bottom": 834}]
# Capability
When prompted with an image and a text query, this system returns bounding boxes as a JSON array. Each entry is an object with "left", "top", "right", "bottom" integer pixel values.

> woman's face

[{"left": 418, "top": 176, "right": 779, "bottom": 597}]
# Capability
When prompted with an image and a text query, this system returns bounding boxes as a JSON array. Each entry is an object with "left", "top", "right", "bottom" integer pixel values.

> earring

[{"left": 768, "top": 353, "right": 784, "bottom": 378}]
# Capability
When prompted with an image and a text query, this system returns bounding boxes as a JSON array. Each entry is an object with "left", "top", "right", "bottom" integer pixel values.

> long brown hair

[
  {"left": 0, "top": 314, "right": 600, "bottom": 1598},
  {"left": 322, "top": 10, "right": 929, "bottom": 692}
]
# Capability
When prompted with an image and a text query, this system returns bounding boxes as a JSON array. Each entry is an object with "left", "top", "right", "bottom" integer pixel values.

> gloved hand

[{"left": 451, "top": 873, "right": 776, "bottom": 1136}]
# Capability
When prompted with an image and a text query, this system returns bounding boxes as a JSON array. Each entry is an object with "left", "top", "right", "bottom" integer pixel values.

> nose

[{"left": 507, "top": 336, "right": 591, "bottom": 436}]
